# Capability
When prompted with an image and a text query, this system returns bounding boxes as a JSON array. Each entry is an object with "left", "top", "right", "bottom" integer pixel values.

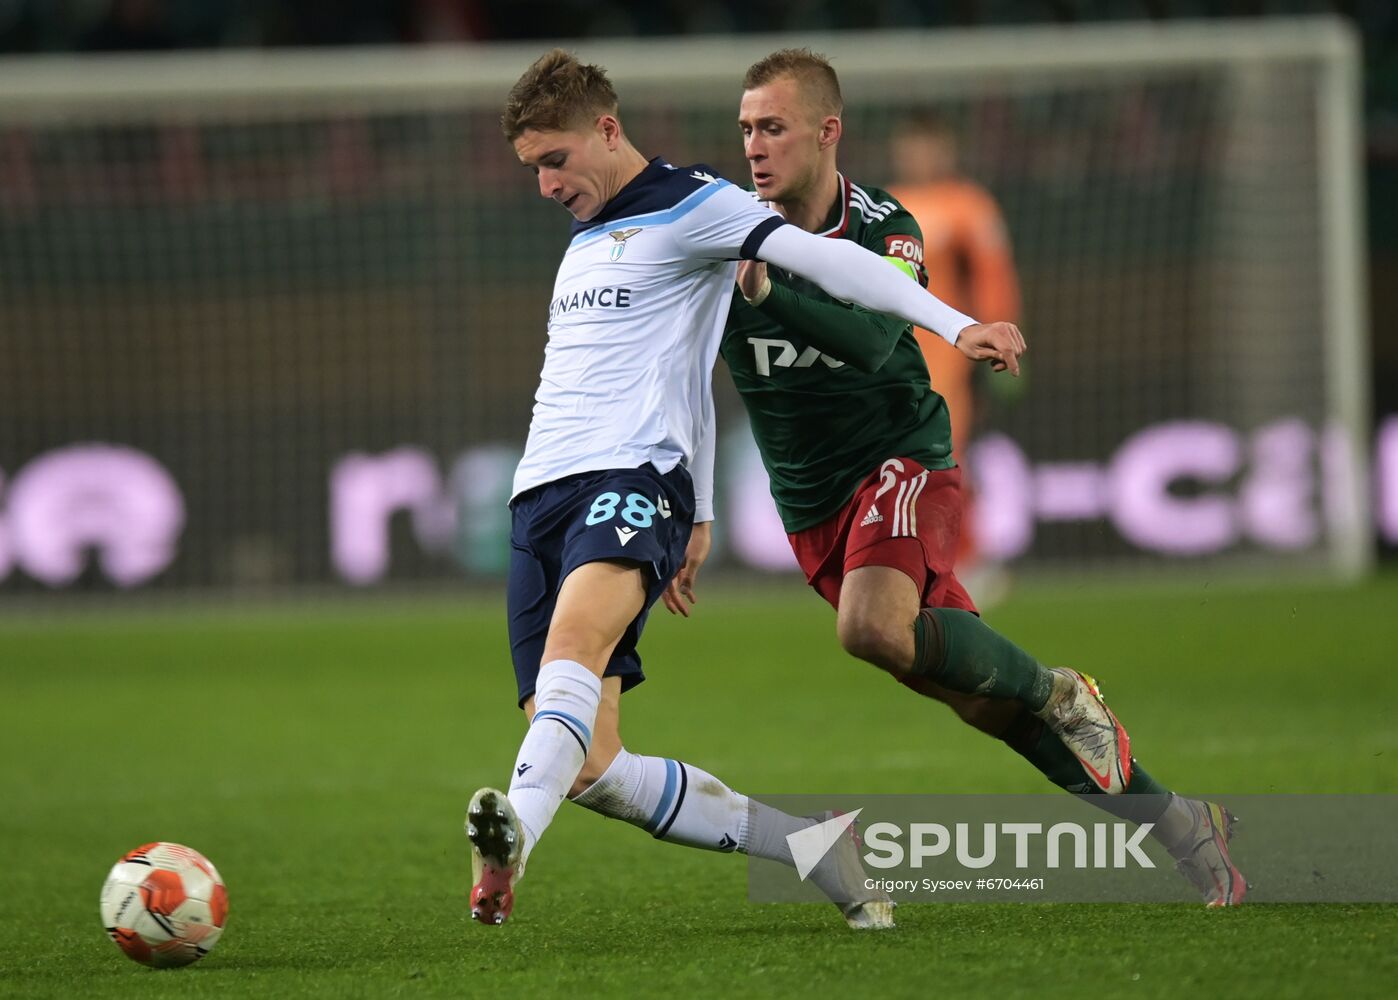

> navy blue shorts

[{"left": 507, "top": 463, "right": 696, "bottom": 706}]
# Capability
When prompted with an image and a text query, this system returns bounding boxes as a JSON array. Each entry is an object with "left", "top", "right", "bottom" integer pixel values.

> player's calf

[
  {"left": 573, "top": 750, "right": 894, "bottom": 929},
  {"left": 915, "top": 681, "right": 1022, "bottom": 737},
  {"left": 910, "top": 608, "right": 1131, "bottom": 794}
]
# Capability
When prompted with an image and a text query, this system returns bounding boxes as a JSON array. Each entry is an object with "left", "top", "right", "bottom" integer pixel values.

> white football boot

[
  {"left": 1168, "top": 798, "right": 1249, "bottom": 907},
  {"left": 1041, "top": 668, "right": 1133, "bottom": 794},
  {"left": 466, "top": 788, "right": 525, "bottom": 926},
  {"left": 805, "top": 812, "right": 896, "bottom": 930}
]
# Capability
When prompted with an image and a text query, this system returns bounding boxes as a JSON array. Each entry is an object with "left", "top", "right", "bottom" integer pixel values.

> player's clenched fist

[{"left": 956, "top": 321, "right": 1025, "bottom": 376}]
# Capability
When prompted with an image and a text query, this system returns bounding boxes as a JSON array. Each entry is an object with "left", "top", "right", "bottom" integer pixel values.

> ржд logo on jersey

[{"left": 747, "top": 338, "right": 846, "bottom": 377}]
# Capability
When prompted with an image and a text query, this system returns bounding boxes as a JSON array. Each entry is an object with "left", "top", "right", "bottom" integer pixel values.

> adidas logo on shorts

[{"left": 860, "top": 504, "right": 884, "bottom": 527}]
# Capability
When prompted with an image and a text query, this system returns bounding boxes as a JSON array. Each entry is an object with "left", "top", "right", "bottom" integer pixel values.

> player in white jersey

[{"left": 465, "top": 48, "right": 1026, "bottom": 928}]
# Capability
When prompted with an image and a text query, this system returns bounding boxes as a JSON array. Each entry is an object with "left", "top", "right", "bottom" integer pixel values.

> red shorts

[{"left": 788, "top": 458, "right": 977, "bottom": 614}]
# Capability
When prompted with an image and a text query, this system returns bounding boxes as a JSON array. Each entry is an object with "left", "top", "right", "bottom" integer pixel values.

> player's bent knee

[{"left": 837, "top": 613, "right": 907, "bottom": 674}]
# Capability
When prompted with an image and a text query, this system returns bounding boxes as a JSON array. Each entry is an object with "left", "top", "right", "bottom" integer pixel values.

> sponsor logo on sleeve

[{"left": 884, "top": 235, "right": 925, "bottom": 265}]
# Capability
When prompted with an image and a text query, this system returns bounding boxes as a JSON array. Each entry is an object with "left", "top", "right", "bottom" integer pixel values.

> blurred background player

[
  {"left": 888, "top": 112, "right": 1022, "bottom": 603},
  {"left": 723, "top": 49, "right": 1246, "bottom": 906},
  {"left": 469, "top": 48, "right": 1024, "bottom": 929}
]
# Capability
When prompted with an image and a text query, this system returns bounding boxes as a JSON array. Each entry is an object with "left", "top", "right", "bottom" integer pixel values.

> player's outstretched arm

[
  {"left": 738, "top": 261, "right": 906, "bottom": 374},
  {"left": 753, "top": 224, "right": 1025, "bottom": 375}
]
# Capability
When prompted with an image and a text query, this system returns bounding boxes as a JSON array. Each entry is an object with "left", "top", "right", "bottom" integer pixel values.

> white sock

[
  {"left": 573, "top": 748, "right": 813, "bottom": 862},
  {"left": 1153, "top": 794, "right": 1202, "bottom": 855},
  {"left": 742, "top": 800, "right": 814, "bottom": 868},
  {"left": 572, "top": 749, "right": 746, "bottom": 851},
  {"left": 508, "top": 659, "right": 601, "bottom": 864},
  {"left": 569, "top": 751, "right": 880, "bottom": 906}
]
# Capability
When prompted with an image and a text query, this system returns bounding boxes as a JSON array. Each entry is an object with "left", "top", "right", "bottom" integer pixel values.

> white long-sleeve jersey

[
  {"left": 513, "top": 157, "right": 981, "bottom": 521},
  {"left": 512, "top": 159, "right": 783, "bottom": 520}
]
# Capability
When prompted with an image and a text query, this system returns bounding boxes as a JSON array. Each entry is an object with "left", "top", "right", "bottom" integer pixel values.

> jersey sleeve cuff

[{"left": 739, "top": 216, "right": 787, "bottom": 260}]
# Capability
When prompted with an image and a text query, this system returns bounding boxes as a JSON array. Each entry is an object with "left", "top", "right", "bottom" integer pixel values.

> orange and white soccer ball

[{"left": 100, "top": 842, "right": 229, "bottom": 968}]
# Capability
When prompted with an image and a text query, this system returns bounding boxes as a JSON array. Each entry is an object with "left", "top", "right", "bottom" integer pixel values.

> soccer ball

[{"left": 99, "top": 842, "right": 228, "bottom": 968}]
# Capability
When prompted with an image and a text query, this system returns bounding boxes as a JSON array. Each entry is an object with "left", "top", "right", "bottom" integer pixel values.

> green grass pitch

[{"left": 2, "top": 576, "right": 1396, "bottom": 998}]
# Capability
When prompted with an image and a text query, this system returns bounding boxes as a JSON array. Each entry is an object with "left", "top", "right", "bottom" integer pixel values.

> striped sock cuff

[
  {"left": 531, "top": 709, "right": 592, "bottom": 753},
  {"left": 642, "top": 759, "right": 688, "bottom": 838},
  {"left": 531, "top": 658, "right": 601, "bottom": 754}
]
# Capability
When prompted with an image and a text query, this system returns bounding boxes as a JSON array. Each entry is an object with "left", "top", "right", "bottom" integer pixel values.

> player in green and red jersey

[{"left": 674, "top": 49, "right": 1246, "bottom": 905}]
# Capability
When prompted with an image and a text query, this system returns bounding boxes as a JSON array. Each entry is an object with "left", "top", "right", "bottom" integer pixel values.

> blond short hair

[
  {"left": 742, "top": 48, "right": 843, "bottom": 120},
  {"left": 501, "top": 48, "right": 619, "bottom": 142}
]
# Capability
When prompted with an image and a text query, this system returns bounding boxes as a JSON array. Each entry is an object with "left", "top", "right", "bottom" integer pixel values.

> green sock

[
  {"left": 1002, "top": 711, "right": 1173, "bottom": 825},
  {"left": 1081, "top": 763, "right": 1174, "bottom": 826},
  {"left": 912, "top": 608, "right": 1055, "bottom": 711}
]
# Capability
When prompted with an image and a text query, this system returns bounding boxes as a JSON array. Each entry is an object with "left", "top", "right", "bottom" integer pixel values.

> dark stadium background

[
  {"left": 1, "top": 1, "right": 1395, "bottom": 597},
  {"left": 1, "top": 8, "right": 1395, "bottom": 998},
  {"left": 4, "top": 5, "right": 1394, "bottom": 413}
]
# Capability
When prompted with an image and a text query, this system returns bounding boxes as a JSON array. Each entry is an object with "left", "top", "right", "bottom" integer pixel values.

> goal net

[{"left": 0, "top": 18, "right": 1369, "bottom": 594}]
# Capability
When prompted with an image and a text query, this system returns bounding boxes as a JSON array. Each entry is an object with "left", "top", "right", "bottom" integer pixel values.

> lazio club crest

[{"left": 608, "top": 227, "right": 642, "bottom": 260}]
